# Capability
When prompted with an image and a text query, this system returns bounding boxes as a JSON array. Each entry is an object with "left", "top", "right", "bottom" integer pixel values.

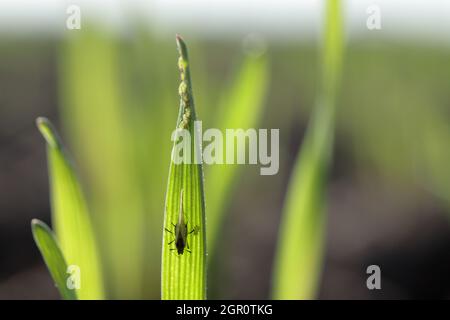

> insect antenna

[{"left": 165, "top": 227, "right": 173, "bottom": 234}]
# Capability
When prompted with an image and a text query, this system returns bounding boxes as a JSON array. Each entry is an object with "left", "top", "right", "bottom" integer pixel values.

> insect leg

[
  {"left": 165, "top": 227, "right": 173, "bottom": 234},
  {"left": 185, "top": 221, "right": 194, "bottom": 234}
]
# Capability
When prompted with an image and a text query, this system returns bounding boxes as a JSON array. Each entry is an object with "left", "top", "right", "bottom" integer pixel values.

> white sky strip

[{"left": 0, "top": 0, "right": 449, "bottom": 44}]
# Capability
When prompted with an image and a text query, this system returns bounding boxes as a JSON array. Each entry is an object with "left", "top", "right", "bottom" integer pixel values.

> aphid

[
  {"left": 178, "top": 81, "right": 188, "bottom": 99},
  {"left": 179, "top": 107, "right": 191, "bottom": 129},
  {"left": 165, "top": 189, "right": 196, "bottom": 255}
]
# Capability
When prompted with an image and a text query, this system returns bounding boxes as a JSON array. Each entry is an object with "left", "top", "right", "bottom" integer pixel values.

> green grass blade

[
  {"left": 206, "top": 53, "right": 269, "bottom": 251},
  {"left": 59, "top": 28, "right": 146, "bottom": 298},
  {"left": 120, "top": 30, "right": 179, "bottom": 298},
  {"left": 31, "top": 219, "right": 77, "bottom": 300},
  {"left": 161, "top": 35, "right": 207, "bottom": 300},
  {"left": 272, "top": 0, "right": 344, "bottom": 299},
  {"left": 36, "top": 117, "right": 104, "bottom": 300}
]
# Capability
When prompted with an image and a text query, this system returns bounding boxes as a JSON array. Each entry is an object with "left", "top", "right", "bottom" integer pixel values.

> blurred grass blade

[
  {"left": 36, "top": 117, "right": 104, "bottom": 300},
  {"left": 59, "top": 27, "right": 145, "bottom": 298},
  {"left": 272, "top": 0, "right": 344, "bottom": 299},
  {"left": 31, "top": 219, "right": 77, "bottom": 300},
  {"left": 206, "top": 53, "right": 269, "bottom": 251},
  {"left": 121, "top": 29, "right": 179, "bottom": 298},
  {"left": 161, "top": 35, "right": 207, "bottom": 300}
]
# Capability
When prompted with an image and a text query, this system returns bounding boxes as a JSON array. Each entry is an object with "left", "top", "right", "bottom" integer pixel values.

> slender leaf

[
  {"left": 36, "top": 117, "right": 104, "bottom": 300},
  {"left": 31, "top": 219, "right": 77, "bottom": 300},
  {"left": 161, "top": 35, "right": 207, "bottom": 300},
  {"left": 272, "top": 0, "right": 344, "bottom": 299},
  {"left": 206, "top": 53, "right": 269, "bottom": 251},
  {"left": 59, "top": 27, "right": 146, "bottom": 298}
]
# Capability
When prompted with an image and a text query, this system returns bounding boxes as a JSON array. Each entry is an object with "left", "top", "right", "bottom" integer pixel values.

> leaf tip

[
  {"left": 31, "top": 218, "right": 42, "bottom": 230},
  {"left": 31, "top": 218, "right": 51, "bottom": 234},
  {"left": 36, "top": 117, "right": 59, "bottom": 149},
  {"left": 175, "top": 33, "right": 184, "bottom": 44},
  {"left": 31, "top": 218, "right": 45, "bottom": 243},
  {"left": 176, "top": 34, "right": 188, "bottom": 60}
]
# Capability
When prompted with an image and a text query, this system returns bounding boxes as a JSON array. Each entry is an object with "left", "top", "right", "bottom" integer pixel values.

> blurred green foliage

[
  {"left": 57, "top": 24, "right": 269, "bottom": 298},
  {"left": 273, "top": 0, "right": 343, "bottom": 299},
  {"left": 4, "top": 10, "right": 447, "bottom": 298},
  {"left": 59, "top": 28, "right": 150, "bottom": 298},
  {"left": 56, "top": 26, "right": 449, "bottom": 298},
  {"left": 35, "top": 117, "right": 104, "bottom": 299}
]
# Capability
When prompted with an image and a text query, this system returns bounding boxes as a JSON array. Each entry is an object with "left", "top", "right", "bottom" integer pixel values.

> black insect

[{"left": 165, "top": 189, "right": 196, "bottom": 255}]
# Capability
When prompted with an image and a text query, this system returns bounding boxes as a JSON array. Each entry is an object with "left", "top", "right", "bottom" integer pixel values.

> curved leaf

[
  {"left": 36, "top": 117, "right": 104, "bottom": 300},
  {"left": 31, "top": 219, "right": 77, "bottom": 300}
]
